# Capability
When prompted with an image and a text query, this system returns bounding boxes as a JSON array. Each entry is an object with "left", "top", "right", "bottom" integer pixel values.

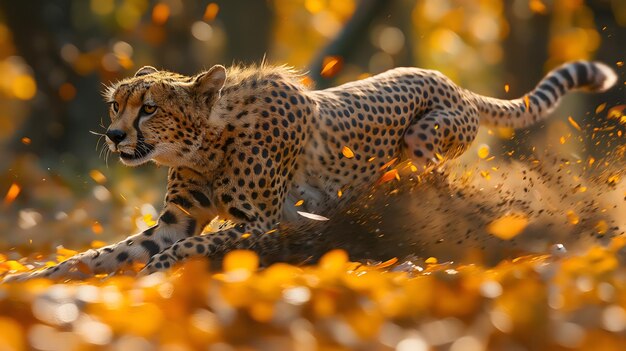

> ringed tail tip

[{"left": 592, "top": 61, "right": 618, "bottom": 92}]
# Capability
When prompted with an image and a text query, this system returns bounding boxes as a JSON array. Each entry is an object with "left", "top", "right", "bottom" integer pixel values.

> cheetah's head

[{"left": 104, "top": 65, "right": 226, "bottom": 167}]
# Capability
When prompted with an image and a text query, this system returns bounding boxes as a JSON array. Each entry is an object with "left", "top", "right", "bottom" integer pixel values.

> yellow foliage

[{"left": 486, "top": 213, "right": 528, "bottom": 240}]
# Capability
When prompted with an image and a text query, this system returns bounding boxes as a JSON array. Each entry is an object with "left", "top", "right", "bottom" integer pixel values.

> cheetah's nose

[{"left": 106, "top": 129, "right": 127, "bottom": 145}]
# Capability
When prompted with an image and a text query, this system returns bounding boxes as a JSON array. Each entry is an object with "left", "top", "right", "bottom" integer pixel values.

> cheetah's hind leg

[{"left": 403, "top": 109, "right": 479, "bottom": 172}]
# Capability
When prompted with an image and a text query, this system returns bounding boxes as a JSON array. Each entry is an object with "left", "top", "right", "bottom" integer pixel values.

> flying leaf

[{"left": 297, "top": 211, "right": 330, "bottom": 221}]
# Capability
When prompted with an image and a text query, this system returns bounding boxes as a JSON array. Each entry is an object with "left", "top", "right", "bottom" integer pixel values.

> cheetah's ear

[
  {"left": 194, "top": 65, "right": 226, "bottom": 96},
  {"left": 134, "top": 66, "right": 158, "bottom": 77}
]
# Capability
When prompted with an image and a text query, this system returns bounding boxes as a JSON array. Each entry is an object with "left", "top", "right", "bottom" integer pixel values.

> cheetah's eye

[
  {"left": 142, "top": 104, "right": 157, "bottom": 115},
  {"left": 110, "top": 101, "right": 119, "bottom": 113}
]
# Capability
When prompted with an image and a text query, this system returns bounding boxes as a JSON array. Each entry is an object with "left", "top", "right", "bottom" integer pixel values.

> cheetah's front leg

[
  {"left": 3, "top": 204, "right": 202, "bottom": 282},
  {"left": 3, "top": 168, "right": 214, "bottom": 282},
  {"left": 141, "top": 222, "right": 277, "bottom": 274}
]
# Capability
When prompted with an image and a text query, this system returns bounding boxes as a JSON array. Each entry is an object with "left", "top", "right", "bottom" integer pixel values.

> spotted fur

[{"left": 4, "top": 60, "right": 616, "bottom": 281}]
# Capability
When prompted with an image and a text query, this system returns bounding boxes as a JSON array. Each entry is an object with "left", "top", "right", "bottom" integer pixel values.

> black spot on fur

[
  {"left": 171, "top": 196, "right": 193, "bottom": 209},
  {"left": 229, "top": 207, "right": 250, "bottom": 221},
  {"left": 190, "top": 190, "right": 211, "bottom": 207},
  {"left": 141, "top": 240, "right": 160, "bottom": 257},
  {"left": 116, "top": 252, "right": 129, "bottom": 262},
  {"left": 160, "top": 210, "right": 177, "bottom": 224}
]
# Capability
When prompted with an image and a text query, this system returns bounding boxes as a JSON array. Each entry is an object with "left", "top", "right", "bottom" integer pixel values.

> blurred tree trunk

[
  {"left": 308, "top": 0, "right": 391, "bottom": 87},
  {"left": 502, "top": 2, "right": 550, "bottom": 100},
  {"left": 215, "top": 0, "right": 274, "bottom": 64},
  {"left": 499, "top": 1, "right": 550, "bottom": 154}
]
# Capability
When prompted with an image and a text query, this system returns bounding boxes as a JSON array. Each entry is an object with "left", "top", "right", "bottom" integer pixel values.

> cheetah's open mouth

[{"left": 119, "top": 143, "right": 155, "bottom": 163}]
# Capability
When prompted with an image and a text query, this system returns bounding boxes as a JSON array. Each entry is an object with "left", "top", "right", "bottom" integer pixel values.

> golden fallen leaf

[
  {"left": 566, "top": 210, "right": 580, "bottom": 225},
  {"left": 595, "top": 103, "right": 607, "bottom": 114},
  {"left": 3, "top": 183, "right": 20, "bottom": 206},
  {"left": 607, "top": 105, "right": 625, "bottom": 119},
  {"left": 529, "top": 0, "right": 547, "bottom": 13},
  {"left": 91, "top": 221, "right": 103, "bottom": 234},
  {"left": 151, "top": 3, "right": 170, "bottom": 25},
  {"left": 568, "top": 116, "right": 582, "bottom": 132},
  {"left": 5, "top": 260, "right": 28, "bottom": 272},
  {"left": 91, "top": 240, "right": 107, "bottom": 249},
  {"left": 379, "top": 169, "right": 399, "bottom": 184},
  {"left": 89, "top": 170, "right": 107, "bottom": 184},
  {"left": 374, "top": 257, "right": 398, "bottom": 268},
  {"left": 224, "top": 250, "right": 259, "bottom": 272},
  {"left": 595, "top": 220, "right": 608, "bottom": 235},
  {"left": 56, "top": 246, "right": 78, "bottom": 258},
  {"left": 477, "top": 144, "right": 490, "bottom": 159},
  {"left": 0, "top": 317, "right": 24, "bottom": 351},
  {"left": 425, "top": 257, "right": 438, "bottom": 264},
  {"left": 607, "top": 174, "right": 620, "bottom": 185},
  {"left": 143, "top": 214, "right": 157, "bottom": 227},
  {"left": 379, "top": 158, "right": 398, "bottom": 170},
  {"left": 341, "top": 146, "right": 354, "bottom": 159},
  {"left": 320, "top": 56, "right": 343, "bottom": 78},
  {"left": 204, "top": 3, "right": 219, "bottom": 21},
  {"left": 319, "top": 249, "right": 348, "bottom": 270},
  {"left": 523, "top": 95, "right": 530, "bottom": 110},
  {"left": 487, "top": 214, "right": 528, "bottom": 240}
]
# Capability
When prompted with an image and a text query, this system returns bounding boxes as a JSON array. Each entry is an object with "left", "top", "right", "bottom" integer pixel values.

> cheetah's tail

[{"left": 472, "top": 61, "right": 618, "bottom": 129}]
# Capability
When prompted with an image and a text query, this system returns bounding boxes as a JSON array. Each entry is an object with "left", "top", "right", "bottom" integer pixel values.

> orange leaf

[
  {"left": 379, "top": 169, "right": 399, "bottom": 184},
  {"left": 568, "top": 116, "right": 581, "bottom": 131},
  {"left": 3, "top": 183, "right": 20, "bottom": 206},
  {"left": 487, "top": 214, "right": 528, "bottom": 240},
  {"left": 529, "top": 0, "right": 547, "bottom": 14},
  {"left": 379, "top": 158, "right": 398, "bottom": 170},
  {"left": 375, "top": 257, "right": 398, "bottom": 268},
  {"left": 341, "top": 146, "right": 355, "bottom": 159},
  {"left": 152, "top": 3, "right": 170, "bottom": 25},
  {"left": 91, "top": 240, "right": 107, "bottom": 249},
  {"left": 566, "top": 210, "right": 579, "bottom": 225},
  {"left": 224, "top": 250, "right": 259, "bottom": 272},
  {"left": 92, "top": 221, "right": 103, "bottom": 234},
  {"left": 523, "top": 95, "right": 530, "bottom": 110},
  {"left": 203, "top": 3, "right": 220, "bottom": 21},
  {"left": 89, "top": 170, "right": 107, "bottom": 184},
  {"left": 320, "top": 56, "right": 343, "bottom": 78},
  {"left": 6, "top": 260, "right": 28, "bottom": 272},
  {"left": 425, "top": 257, "right": 438, "bottom": 264}
]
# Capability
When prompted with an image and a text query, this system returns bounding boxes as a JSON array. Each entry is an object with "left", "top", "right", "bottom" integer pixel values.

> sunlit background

[
  {"left": 0, "top": 0, "right": 623, "bottom": 253},
  {"left": 0, "top": 1, "right": 625, "bottom": 350}
]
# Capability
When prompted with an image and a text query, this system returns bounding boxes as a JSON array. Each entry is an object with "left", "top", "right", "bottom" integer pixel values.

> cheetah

[{"left": 4, "top": 60, "right": 617, "bottom": 281}]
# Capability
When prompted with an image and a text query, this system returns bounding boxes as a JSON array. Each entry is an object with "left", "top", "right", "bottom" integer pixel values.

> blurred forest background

[{"left": 0, "top": 0, "right": 624, "bottom": 255}]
